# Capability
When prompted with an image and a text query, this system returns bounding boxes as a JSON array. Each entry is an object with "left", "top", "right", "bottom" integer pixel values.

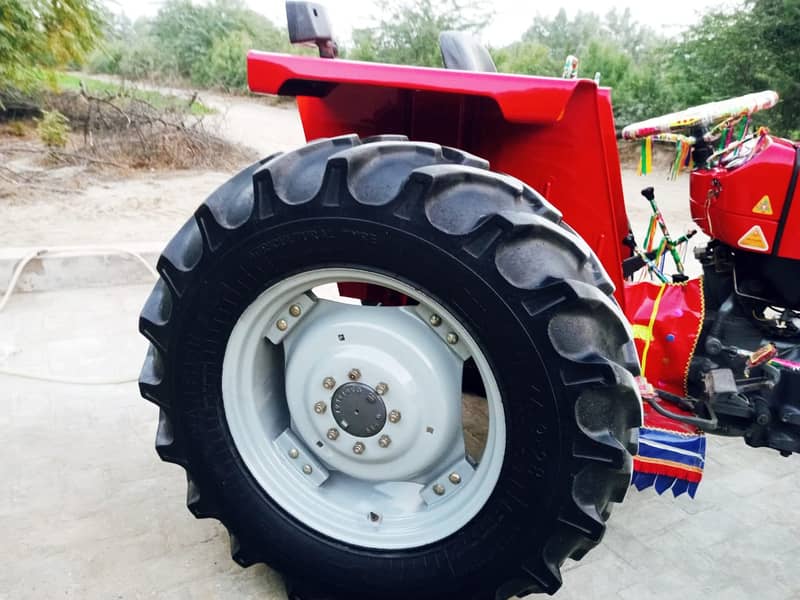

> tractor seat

[{"left": 439, "top": 31, "right": 497, "bottom": 73}]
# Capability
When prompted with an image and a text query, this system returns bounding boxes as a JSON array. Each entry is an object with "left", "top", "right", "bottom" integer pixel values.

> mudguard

[{"left": 247, "top": 51, "right": 631, "bottom": 304}]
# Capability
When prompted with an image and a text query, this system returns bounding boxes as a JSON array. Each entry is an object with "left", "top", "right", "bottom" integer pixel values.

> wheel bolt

[
  {"left": 327, "top": 428, "right": 340, "bottom": 441},
  {"left": 323, "top": 376, "right": 336, "bottom": 390},
  {"left": 348, "top": 368, "right": 362, "bottom": 381},
  {"left": 276, "top": 319, "right": 288, "bottom": 332},
  {"left": 378, "top": 435, "right": 392, "bottom": 448},
  {"left": 289, "top": 304, "right": 302, "bottom": 317},
  {"left": 302, "top": 464, "right": 313, "bottom": 475},
  {"left": 429, "top": 313, "right": 442, "bottom": 327},
  {"left": 446, "top": 332, "right": 459, "bottom": 345},
  {"left": 288, "top": 448, "right": 299, "bottom": 459},
  {"left": 388, "top": 409, "right": 401, "bottom": 423},
  {"left": 314, "top": 401, "right": 327, "bottom": 414},
  {"left": 449, "top": 472, "right": 461, "bottom": 485},
  {"left": 375, "top": 382, "right": 389, "bottom": 396},
  {"left": 433, "top": 483, "right": 445, "bottom": 496},
  {"left": 353, "top": 442, "right": 365, "bottom": 455}
]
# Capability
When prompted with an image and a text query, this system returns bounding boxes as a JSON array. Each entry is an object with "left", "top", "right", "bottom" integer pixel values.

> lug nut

[
  {"left": 288, "top": 448, "right": 299, "bottom": 459},
  {"left": 276, "top": 319, "right": 288, "bottom": 332},
  {"left": 375, "top": 382, "right": 389, "bottom": 395},
  {"left": 289, "top": 304, "right": 302, "bottom": 317},
  {"left": 449, "top": 472, "right": 462, "bottom": 485},
  {"left": 429, "top": 314, "right": 442, "bottom": 327},
  {"left": 446, "top": 332, "right": 459, "bottom": 345},
  {"left": 353, "top": 442, "right": 365, "bottom": 455},
  {"left": 348, "top": 368, "right": 362, "bottom": 381},
  {"left": 378, "top": 435, "right": 392, "bottom": 448},
  {"left": 323, "top": 376, "right": 336, "bottom": 390},
  {"left": 302, "top": 464, "right": 313, "bottom": 475},
  {"left": 433, "top": 483, "right": 446, "bottom": 496},
  {"left": 388, "top": 410, "right": 401, "bottom": 423},
  {"left": 327, "top": 428, "right": 340, "bottom": 441},
  {"left": 314, "top": 401, "right": 327, "bottom": 414}
]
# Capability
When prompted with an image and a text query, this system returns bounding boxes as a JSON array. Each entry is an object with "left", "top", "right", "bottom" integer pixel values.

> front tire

[{"left": 139, "top": 135, "right": 641, "bottom": 599}]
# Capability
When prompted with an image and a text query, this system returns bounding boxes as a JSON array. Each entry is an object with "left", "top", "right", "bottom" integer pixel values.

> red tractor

[{"left": 138, "top": 3, "right": 799, "bottom": 598}]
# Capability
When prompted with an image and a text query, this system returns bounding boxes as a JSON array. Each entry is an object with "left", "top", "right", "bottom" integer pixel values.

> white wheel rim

[{"left": 222, "top": 268, "right": 505, "bottom": 549}]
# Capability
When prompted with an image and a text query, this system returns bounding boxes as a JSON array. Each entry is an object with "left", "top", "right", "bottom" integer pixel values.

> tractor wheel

[{"left": 139, "top": 135, "right": 641, "bottom": 600}]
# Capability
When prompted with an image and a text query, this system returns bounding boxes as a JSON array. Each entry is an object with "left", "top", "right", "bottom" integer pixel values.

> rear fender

[{"left": 247, "top": 52, "right": 629, "bottom": 304}]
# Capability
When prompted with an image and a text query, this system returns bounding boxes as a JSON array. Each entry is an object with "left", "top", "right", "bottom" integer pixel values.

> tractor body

[{"left": 248, "top": 49, "right": 800, "bottom": 470}]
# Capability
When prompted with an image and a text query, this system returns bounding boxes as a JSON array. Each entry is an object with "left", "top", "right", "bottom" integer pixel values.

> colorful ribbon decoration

[{"left": 637, "top": 136, "right": 653, "bottom": 176}]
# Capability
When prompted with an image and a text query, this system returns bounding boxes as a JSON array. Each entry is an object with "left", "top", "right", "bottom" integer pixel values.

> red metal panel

[
  {"left": 248, "top": 52, "right": 586, "bottom": 125},
  {"left": 623, "top": 279, "right": 705, "bottom": 397},
  {"left": 690, "top": 137, "right": 796, "bottom": 255},
  {"left": 247, "top": 52, "right": 629, "bottom": 305}
]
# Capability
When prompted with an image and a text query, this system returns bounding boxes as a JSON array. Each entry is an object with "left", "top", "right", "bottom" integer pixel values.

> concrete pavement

[{"left": 1, "top": 284, "right": 798, "bottom": 599}]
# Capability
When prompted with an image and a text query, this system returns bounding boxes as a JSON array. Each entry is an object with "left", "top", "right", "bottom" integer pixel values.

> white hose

[
  {"left": 0, "top": 368, "right": 140, "bottom": 385},
  {"left": 0, "top": 246, "right": 159, "bottom": 385}
]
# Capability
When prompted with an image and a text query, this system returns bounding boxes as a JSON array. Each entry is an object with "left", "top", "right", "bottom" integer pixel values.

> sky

[{"left": 106, "top": 0, "right": 733, "bottom": 45}]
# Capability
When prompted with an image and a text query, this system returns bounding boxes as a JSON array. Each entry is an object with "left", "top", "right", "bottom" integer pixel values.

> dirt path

[{"left": 1, "top": 85, "right": 306, "bottom": 248}]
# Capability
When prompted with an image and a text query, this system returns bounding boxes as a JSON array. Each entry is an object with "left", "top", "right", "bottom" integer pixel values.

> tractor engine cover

[{"left": 690, "top": 136, "right": 799, "bottom": 258}]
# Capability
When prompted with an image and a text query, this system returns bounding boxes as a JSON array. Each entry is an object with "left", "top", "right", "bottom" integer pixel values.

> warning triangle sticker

[
  {"left": 738, "top": 225, "right": 769, "bottom": 251},
  {"left": 752, "top": 195, "right": 773, "bottom": 215}
]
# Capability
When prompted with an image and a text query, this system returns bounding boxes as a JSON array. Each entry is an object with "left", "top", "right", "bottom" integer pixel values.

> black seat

[{"left": 439, "top": 31, "right": 497, "bottom": 73}]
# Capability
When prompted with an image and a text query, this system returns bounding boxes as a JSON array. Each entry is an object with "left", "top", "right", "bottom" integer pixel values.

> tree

[
  {"left": 497, "top": 9, "right": 665, "bottom": 124},
  {"left": 86, "top": 0, "right": 298, "bottom": 90},
  {"left": 0, "top": 0, "right": 103, "bottom": 90},
  {"left": 665, "top": 0, "right": 800, "bottom": 136},
  {"left": 350, "top": 0, "right": 492, "bottom": 67},
  {"left": 492, "top": 41, "right": 558, "bottom": 77}
]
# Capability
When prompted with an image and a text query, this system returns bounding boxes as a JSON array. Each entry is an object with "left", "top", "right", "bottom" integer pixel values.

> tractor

[{"left": 137, "top": 2, "right": 799, "bottom": 598}]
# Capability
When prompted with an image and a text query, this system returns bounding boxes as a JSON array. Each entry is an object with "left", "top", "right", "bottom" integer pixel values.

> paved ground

[{"left": 1, "top": 283, "right": 798, "bottom": 599}]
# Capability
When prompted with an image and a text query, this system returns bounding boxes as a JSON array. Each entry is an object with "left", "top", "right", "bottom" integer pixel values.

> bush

[
  {"left": 37, "top": 109, "right": 71, "bottom": 148},
  {"left": 85, "top": 0, "right": 299, "bottom": 92},
  {"left": 193, "top": 31, "right": 250, "bottom": 91}
]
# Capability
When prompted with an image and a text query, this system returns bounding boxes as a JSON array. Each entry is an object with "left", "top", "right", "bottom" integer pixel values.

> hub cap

[
  {"left": 222, "top": 268, "right": 505, "bottom": 549},
  {"left": 331, "top": 382, "right": 386, "bottom": 437}
]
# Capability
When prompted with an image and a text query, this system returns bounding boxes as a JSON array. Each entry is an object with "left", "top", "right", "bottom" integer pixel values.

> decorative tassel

[
  {"left": 670, "top": 140, "right": 691, "bottom": 179},
  {"left": 738, "top": 115, "right": 751, "bottom": 140},
  {"left": 669, "top": 140, "right": 682, "bottom": 179},
  {"left": 724, "top": 124, "right": 735, "bottom": 148},
  {"left": 638, "top": 137, "right": 653, "bottom": 176}
]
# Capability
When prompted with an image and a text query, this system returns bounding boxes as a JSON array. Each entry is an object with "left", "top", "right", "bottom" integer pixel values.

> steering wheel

[{"left": 621, "top": 90, "right": 778, "bottom": 141}]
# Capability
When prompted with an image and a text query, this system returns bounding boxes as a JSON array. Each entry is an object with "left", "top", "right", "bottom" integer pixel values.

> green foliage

[
  {"left": 0, "top": 0, "right": 103, "bottom": 91},
  {"left": 193, "top": 31, "right": 250, "bottom": 91},
  {"left": 492, "top": 41, "right": 557, "bottom": 76},
  {"left": 665, "top": 0, "right": 800, "bottom": 137},
  {"left": 87, "top": 0, "right": 299, "bottom": 91},
  {"left": 36, "top": 109, "right": 70, "bottom": 147},
  {"left": 350, "top": 0, "right": 493, "bottom": 67},
  {"left": 493, "top": 9, "right": 663, "bottom": 124}
]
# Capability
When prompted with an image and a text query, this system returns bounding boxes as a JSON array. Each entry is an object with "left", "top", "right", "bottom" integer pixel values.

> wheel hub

[
  {"left": 283, "top": 302, "right": 464, "bottom": 481},
  {"left": 331, "top": 382, "right": 387, "bottom": 437}
]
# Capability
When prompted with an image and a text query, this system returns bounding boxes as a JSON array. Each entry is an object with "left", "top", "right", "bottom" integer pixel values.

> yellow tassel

[{"left": 644, "top": 136, "right": 652, "bottom": 175}]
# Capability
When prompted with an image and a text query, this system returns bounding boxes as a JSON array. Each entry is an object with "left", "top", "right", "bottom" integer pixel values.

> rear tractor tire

[{"left": 139, "top": 135, "right": 641, "bottom": 599}]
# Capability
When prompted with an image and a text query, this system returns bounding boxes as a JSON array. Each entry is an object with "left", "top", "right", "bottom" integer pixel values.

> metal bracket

[{"left": 275, "top": 428, "right": 330, "bottom": 487}]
